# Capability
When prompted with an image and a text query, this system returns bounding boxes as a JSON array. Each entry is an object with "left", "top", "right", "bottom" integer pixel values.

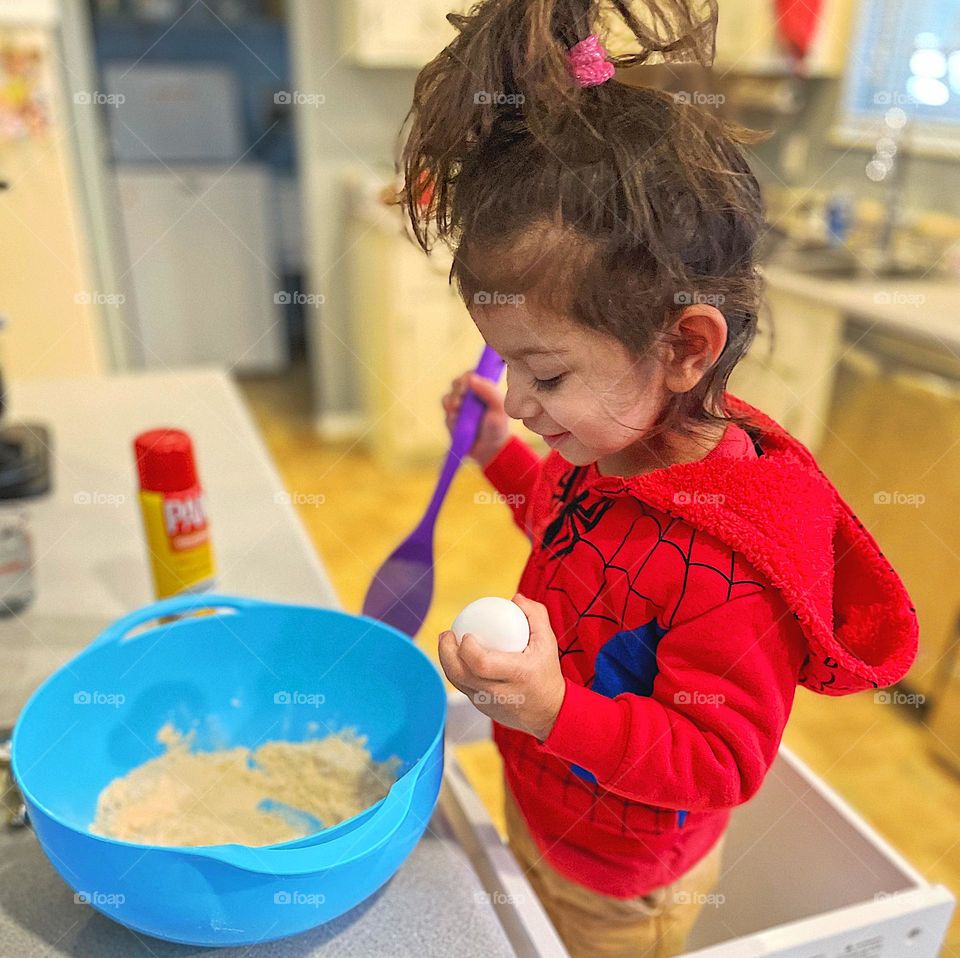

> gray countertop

[
  {"left": 761, "top": 263, "right": 960, "bottom": 354},
  {"left": 0, "top": 366, "right": 517, "bottom": 957},
  {"left": 6, "top": 366, "right": 339, "bottom": 620},
  {"left": 0, "top": 809, "right": 515, "bottom": 958}
]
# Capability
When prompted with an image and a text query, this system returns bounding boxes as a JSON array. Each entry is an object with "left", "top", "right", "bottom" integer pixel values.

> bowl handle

[
  {"left": 83, "top": 594, "right": 264, "bottom": 654},
  {"left": 194, "top": 757, "right": 427, "bottom": 875}
]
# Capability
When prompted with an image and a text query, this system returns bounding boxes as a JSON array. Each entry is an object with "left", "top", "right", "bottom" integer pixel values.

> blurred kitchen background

[{"left": 1, "top": 0, "right": 960, "bottom": 949}]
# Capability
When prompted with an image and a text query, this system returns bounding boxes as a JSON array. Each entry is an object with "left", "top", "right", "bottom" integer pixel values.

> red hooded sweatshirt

[{"left": 481, "top": 392, "right": 918, "bottom": 898}]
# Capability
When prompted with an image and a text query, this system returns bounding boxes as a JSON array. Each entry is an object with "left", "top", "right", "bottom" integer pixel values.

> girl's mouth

[{"left": 543, "top": 432, "right": 569, "bottom": 447}]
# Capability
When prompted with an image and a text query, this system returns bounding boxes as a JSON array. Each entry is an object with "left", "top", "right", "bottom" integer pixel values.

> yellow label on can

[{"left": 138, "top": 489, "right": 215, "bottom": 599}]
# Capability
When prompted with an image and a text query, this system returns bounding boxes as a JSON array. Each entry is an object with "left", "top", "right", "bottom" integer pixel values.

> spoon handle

[{"left": 422, "top": 345, "right": 505, "bottom": 528}]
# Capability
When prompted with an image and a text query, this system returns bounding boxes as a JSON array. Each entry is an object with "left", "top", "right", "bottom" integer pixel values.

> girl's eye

[{"left": 533, "top": 374, "right": 565, "bottom": 391}]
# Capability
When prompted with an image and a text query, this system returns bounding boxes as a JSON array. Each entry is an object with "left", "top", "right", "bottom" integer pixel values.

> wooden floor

[{"left": 238, "top": 364, "right": 960, "bottom": 955}]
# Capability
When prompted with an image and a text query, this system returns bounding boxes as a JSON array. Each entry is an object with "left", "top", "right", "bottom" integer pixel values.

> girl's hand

[
  {"left": 438, "top": 594, "right": 566, "bottom": 742},
  {"left": 441, "top": 371, "right": 510, "bottom": 468}
]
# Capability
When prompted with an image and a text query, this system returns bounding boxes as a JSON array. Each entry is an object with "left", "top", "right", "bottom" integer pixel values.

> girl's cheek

[{"left": 543, "top": 396, "right": 570, "bottom": 425}]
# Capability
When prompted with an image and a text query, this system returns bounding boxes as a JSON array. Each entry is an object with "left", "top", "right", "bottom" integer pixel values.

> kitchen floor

[{"left": 238, "top": 362, "right": 960, "bottom": 956}]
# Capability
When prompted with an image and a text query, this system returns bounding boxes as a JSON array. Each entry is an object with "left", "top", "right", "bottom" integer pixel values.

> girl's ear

[{"left": 662, "top": 306, "right": 728, "bottom": 394}]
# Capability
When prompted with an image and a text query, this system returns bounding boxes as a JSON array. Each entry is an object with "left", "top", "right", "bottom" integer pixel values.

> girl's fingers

[
  {"left": 449, "top": 371, "right": 502, "bottom": 407},
  {"left": 444, "top": 370, "right": 503, "bottom": 436},
  {"left": 439, "top": 634, "right": 490, "bottom": 698},
  {"left": 458, "top": 632, "right": 521, "bottom": 681},
  {"left": 438, "top": 630, "right": 469, "bottom": 687},
  {"left": 466, "top": 374, "right": 502, "bottom": 401},
  {"left": 512, "top": 594, "right": 554, "bottom": 647}
]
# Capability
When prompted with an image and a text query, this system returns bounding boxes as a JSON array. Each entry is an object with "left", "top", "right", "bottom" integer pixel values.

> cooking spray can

[{"left": 134, "top": 429, "right": 216, "bottom": 599}]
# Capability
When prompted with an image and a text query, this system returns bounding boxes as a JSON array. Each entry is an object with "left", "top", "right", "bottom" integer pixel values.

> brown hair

[{"left": 397, "top": 0, "right": 772, "bottom": 442}]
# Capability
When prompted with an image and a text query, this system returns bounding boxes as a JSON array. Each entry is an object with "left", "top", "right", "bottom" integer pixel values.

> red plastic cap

[{"left": 134, "top": 429, "right": 200, "bottom": 493}]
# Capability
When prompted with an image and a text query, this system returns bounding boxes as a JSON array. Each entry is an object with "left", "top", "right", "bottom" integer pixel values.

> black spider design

[{"left": 511, "top": 462, "right": 768, "bottom": 836}]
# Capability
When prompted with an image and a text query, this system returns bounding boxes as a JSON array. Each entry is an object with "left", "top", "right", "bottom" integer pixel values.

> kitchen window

[{"left": 834, "top": 0, "right": 960, "bottom": 156}]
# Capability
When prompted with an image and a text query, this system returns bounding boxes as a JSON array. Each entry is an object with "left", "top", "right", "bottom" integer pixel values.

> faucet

[{"left": 865, "top": 107, "right": 911, "bottom": 275}]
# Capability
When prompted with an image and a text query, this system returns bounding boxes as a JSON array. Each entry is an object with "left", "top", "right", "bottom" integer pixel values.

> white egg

[{"left": 452, "top": 597, "right": 530, "bottom": 653}]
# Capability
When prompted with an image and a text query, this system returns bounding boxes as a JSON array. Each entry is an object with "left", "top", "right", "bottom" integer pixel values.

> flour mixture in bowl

[{"left": 90, "top": 723, "right": 401, "bottom": 847}]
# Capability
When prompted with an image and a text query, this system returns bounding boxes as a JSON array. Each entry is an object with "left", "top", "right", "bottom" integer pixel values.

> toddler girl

[{"left": 398, "top": 1, "right": 919, "bottom": 955}]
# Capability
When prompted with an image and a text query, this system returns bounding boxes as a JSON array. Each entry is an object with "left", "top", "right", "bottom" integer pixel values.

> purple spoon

[{"left": 362, "top": 345, "right": 505, "bottom": 637}]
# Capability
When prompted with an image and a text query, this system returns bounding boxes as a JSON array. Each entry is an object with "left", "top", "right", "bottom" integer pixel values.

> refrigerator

[{"left": 0, "top": 0, "right": 129, "bottom": 379}]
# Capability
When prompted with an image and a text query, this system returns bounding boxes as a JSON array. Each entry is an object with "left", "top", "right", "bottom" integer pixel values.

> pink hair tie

[{"left": 567, "top": 33, "right": 615, "bottom": 88}]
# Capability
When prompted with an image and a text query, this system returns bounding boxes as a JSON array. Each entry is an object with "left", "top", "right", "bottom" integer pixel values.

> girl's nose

[{"left": 503, "top": 369, "right": 538, "bottom": 420}]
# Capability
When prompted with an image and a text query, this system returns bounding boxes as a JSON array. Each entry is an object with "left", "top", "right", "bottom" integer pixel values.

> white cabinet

[
  {"left": 340, "top": 0, "right": 468, "bottom": 68},
  {"left": 115, "top": 164, "right": 286, "bottom": 373},
  {"left": 711, "top": 0, "right": 781, "bottom": 73},
  {"left": 339, "top": 0, "right": 856, "bottom": 76},
  {"left": 800, "top": 0, "right": 860, "bottom": 78},
  {"left": 347, "top": 184, "right": 485, "bottom": 465},
  {"left": 713, "top": 0, "right": 858, "bottom": 76},
  {"left": 727, "top": 287, "right": 843, "bottom": 452},
  {"left": 604, "top": 0, "right": 857, "bottom": 77}
]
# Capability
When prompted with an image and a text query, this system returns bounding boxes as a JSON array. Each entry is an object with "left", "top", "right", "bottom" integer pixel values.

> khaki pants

[{"left": 504, "top": 782, "right": 726, "bottom": 958}]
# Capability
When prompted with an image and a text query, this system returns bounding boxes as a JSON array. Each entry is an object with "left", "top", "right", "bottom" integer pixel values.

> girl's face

[{"left": 471, "top": 301, "right": 678, "bottom": 474}]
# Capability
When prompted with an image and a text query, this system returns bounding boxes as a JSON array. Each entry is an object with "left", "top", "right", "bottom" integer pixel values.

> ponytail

[{"left": 397, "top": 0, "right": 771, "bottom": 443}]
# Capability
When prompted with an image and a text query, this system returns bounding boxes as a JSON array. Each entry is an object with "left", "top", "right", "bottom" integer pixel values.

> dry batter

[{"left": 90, "top": 723, "right": 400, "bottom": 847}]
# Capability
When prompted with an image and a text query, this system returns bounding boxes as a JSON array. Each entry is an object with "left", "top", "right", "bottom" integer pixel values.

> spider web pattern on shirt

[{"left": 521, "top": 462, "right": 767, "bottom": 835}]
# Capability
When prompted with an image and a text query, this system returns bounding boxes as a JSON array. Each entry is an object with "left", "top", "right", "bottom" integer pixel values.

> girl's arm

[
  {"left": 535, "top": 588, "right": 808, "bottom": 811},
  {"left": 481, "top": 435, "right": 543, "bottom": 535}
]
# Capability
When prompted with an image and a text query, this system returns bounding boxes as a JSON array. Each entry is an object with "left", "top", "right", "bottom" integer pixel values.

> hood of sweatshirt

[{"left": 579, "top": 392, "right": 918, "bottom": 695}]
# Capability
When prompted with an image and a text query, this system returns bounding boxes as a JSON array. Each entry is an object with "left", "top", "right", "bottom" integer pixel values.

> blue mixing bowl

[{"left": 11, "top": 594, "right": 447, "bottom": 946}]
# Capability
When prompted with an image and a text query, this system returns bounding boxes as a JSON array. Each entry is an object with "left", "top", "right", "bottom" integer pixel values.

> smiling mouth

[{"left": 525, "top": 423, "right": 569, "bottom": 442}]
